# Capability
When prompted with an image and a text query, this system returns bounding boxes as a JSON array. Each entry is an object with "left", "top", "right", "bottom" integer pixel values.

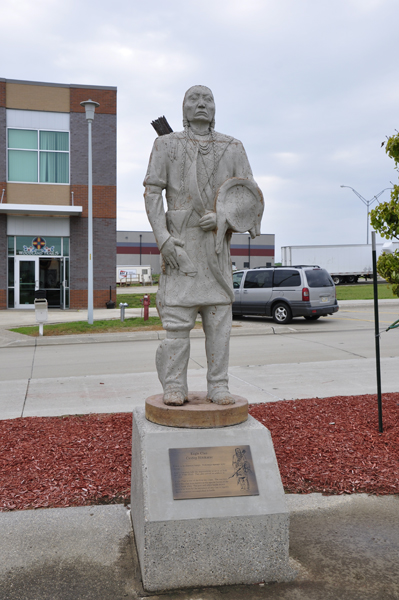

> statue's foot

[
  {"left": 208, "top": 390, "right": 235, "bottom": 405},
  {"left": 163, "top": 390, "right": 185, "bottom": 406}
]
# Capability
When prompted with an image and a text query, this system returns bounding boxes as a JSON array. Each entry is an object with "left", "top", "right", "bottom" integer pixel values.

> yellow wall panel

[
  {"left": 6, "top": 84, "right": 70, "bottom": 112},
  {"left": 7, "top": 183, "right": 70, "bottom": 205}
]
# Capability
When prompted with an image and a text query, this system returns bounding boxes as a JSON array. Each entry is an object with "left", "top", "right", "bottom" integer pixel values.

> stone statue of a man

[{"left": 144, "top": 85, "right": 263, "bottom": 406}]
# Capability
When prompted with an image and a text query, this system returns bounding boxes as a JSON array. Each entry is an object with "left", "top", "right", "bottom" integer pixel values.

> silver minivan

[{"left": 232, "top": 266, "right": 339, "bottom": 324}]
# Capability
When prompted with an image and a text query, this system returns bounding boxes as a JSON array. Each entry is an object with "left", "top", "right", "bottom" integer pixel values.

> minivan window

[
  {"left": 273, "top": 269, "right": 301, "bottom": 287},
  {"left": 233, "top": 271, "right": 244, "bottom": 289},
  {"left": 305, "top": 269, "right": 334, "bottom": 287},
  {"left": 244, "top": 270, "right": 273, "bottom": 289}
]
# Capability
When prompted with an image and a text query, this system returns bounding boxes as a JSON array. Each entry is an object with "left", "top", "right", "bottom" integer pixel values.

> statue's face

[{"left": 183, "top": 86, "right": 215, "bottom": 127}]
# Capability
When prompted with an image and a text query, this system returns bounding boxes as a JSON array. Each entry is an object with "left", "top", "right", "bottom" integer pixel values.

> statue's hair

[{"left": 182, "top": 85, "right": 215, "bottom": 129}]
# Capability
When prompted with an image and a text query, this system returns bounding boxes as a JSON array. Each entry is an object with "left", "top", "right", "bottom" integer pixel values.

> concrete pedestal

[{"left": 131, "top": 408, "right": 294, "bottom": 592}]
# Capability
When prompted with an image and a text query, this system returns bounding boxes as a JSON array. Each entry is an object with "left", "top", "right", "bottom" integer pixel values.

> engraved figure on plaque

[{"left": 230, "top": 448, "right": 252, "bottom": 491}]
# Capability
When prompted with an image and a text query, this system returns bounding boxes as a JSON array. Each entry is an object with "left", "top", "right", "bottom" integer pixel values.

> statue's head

[{"left": 183, "top": 85, "right": 215, "bottom": 129}]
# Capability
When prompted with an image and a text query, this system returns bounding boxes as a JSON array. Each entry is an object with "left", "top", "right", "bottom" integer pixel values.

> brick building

[
  {"left": 0, "top": 78, "right": 116, "bottom": 310},
  {"left": 117, "top": 231, "right": 275, "bottom": 274}
]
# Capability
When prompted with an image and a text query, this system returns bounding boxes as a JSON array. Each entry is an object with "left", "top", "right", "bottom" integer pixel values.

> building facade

[
  {"left": 0, "top": 78, "right": 116, "bottom": 310},
  {"left": 117, "top": 231, "right": 275, "bottom": 274}
]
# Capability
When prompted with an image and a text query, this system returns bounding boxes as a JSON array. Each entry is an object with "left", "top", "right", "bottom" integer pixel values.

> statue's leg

[
  {"left": 156, "top": 303, "right": 198, "bottom": 405},
  {"left": 201, "top": 304, "right": 235, "bottom": 405}
]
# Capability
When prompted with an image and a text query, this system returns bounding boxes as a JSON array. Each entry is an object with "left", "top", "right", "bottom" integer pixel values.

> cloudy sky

[{"left": 3, "top": 0, "right": 398, "bottom": 259}]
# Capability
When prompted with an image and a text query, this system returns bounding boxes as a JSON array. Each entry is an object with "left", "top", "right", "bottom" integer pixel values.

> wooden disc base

[{"left": 145, "top": 391, "right": 248, "bottom": 429}]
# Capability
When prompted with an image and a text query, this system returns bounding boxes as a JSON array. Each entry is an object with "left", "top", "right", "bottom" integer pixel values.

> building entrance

[{"left": 15, "top": 256, "right": 68, "bottom": 309}]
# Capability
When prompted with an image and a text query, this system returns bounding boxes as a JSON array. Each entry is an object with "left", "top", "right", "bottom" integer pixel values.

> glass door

[
  {"left": 60, "top": 257, "right": 70, "bottom": 309},
  {"left": 39, "top": 257, "right": 62, "bottom": 308},
  {"left": 15, "top": 257, "right": 39, "bottom": 308}
]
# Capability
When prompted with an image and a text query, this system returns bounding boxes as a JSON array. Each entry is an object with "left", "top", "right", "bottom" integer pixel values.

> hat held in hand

[{"left": 215, "top": 178, "right": 264, "bottom": 254}]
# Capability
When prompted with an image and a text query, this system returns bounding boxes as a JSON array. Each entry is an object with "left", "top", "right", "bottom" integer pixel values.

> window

[
  {"left": 244, "top": 270, "right": 273, "bottom": 289},
  {"left": 233, "top": 271, "right": 244, "bottom": 289},
  {"left": 305, "top": 269, "right": 334, "bottom": 288},
  {"left": 273, "top": 269, "right": 301, "bottom": 287},
  {"left": 8, "top": 129, "right": 69, "bottom": 184},
  {"left": 14, "top": 236, "right": 62, "bottom": 256}
]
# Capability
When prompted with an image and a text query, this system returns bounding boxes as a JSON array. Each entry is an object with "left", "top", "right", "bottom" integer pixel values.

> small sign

[{"left": 169, "top": 445, "right": 259, "bottom": 500}]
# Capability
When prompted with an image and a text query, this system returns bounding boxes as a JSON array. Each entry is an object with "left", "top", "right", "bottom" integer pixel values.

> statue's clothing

[
  {"left": 155, "top": 303, "right": 232, "bottom": 398},
  {"left": 143, "top": 129, "right": 254, "bottom": 397},
  {"left": 144, "top": 130, "right": 254, "bottom": 307}
]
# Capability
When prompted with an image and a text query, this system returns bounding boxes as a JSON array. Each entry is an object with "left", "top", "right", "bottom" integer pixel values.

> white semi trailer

[{"left": 281, "top": 244, "right": 386, "bottom": 284}]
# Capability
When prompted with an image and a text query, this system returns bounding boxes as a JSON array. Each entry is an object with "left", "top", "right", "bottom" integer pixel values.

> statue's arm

[
  {"left": 233, "top": 141, "right": 254, "bottom": 179},
  {"left": 143, "top": 140, "right": 171, "bottom": 250},
  {"left": 143, "top": 184, "right": 171, "bottom": 250},
  {"left": 233, "top": 142, "right": 262, "bottom": 238},
  {"left": 144, "top": 184, "right": 183, "bottom": 269},
  {"left": 143, "top": 140, "right": 183, "bottom": 269}
]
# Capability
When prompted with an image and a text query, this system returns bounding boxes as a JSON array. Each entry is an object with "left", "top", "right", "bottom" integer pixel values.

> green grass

[
  {"left": 115, "top": 293, "right": 157, "bottom": 308},
  {"left": 116, "top": 287, "right": 397, "bottom": 303},
  {"left": 10, "top": 316, "right": 163, "bottom": 337},
  {"left": 335, "top": 283, "right": 397, "bottom": 301}
]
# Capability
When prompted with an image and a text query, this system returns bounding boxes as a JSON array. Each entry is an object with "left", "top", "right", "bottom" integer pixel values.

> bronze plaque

[{"left": 169, "top": 445, "right": 259, "bottom": 500}]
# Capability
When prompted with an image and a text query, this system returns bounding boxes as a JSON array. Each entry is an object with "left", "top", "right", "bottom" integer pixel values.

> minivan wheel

[{"left": 272, "top": 303, "right": 292, "bottom": 324}]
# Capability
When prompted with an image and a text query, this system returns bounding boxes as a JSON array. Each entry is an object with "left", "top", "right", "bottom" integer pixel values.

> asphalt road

[{"left": 1, "top": 302, "right": 398, "bottom": 382}]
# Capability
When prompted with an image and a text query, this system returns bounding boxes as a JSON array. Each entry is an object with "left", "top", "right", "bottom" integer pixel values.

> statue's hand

[
  {"left": 161, "top": 237, "right": 184, "bottom": 270},
  {"left": 199, "top": 211, "right": 217, "bottom": 231}
]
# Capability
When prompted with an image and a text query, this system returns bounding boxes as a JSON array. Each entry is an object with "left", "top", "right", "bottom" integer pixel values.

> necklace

[
  {"left": 189, "top": 127, "right": 212, "bottom": 155},
  {"left": 179, "top": 126, "right": 219, "bottom": 199}
]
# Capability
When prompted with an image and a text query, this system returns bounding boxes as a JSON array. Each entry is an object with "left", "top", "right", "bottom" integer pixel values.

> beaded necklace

[{"left": 179, "top": 125, "right": 218, "bottom": 204}]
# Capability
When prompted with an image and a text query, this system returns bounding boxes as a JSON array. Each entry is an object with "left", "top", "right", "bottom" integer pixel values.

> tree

[{"left": 370, "top": 131, "right": 399, "bottom": 297}]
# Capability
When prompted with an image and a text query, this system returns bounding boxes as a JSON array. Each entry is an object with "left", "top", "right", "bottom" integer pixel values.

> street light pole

[
  {"left": 340, "top": 185, "right": 391, "bottom": 245},
  {"left": 80, "top": 99, "right": 100, "bottom": 324}
]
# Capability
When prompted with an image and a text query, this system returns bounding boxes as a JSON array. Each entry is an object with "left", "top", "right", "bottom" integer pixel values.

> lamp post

[
  {"left": 80, "top": 99, "right": 100, "bottom": 324},
  {"left": 340, "top": 185, "right": 391, "bottom": 245}
]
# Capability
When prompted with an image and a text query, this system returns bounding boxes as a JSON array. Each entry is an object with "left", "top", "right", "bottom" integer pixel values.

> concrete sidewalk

[
  {"left": 2, "top": 356, "right": 399, "bottom": 420},
  {"left": 1, "top": 495, "right": 398, "bottom": 599}
]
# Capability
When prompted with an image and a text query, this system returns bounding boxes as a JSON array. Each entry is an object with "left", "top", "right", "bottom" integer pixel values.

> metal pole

[
  {"left": 248, "top": 236, "right": 251, "bottom": 269},
  {"left": 87, "top": 118, "right": 93, "bottom": 324},
  {"left": 140, "top": 234, "right": 142, "bottom": 266},
  {"left": 81, "top": 99, "right": 99, "bottom": 325},
  {"left": 372, "top": 231, "right": 383, "bottom": 433},
  {"left": 366, "top": 207, "right": 369, "bottom": 246}
]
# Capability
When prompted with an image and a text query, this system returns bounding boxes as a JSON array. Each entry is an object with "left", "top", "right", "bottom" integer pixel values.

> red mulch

[
  {"left": 249, "top": 393, "right": 399, "bottom": 495},
  {"left": 0, "top": 414, "right": 132, "bottom": 512},
  {"left": 0, "top": 393, "right": 398, "bottom": 512}
]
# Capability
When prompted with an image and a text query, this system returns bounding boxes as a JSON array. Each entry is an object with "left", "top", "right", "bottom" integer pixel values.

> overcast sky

[{"left": 3, "top": 0, "right": 399, "bottom": 259}]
